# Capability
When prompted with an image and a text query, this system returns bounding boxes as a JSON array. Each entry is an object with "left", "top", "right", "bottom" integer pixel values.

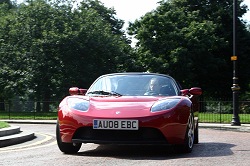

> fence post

[
  {"left": 219, "top": 101, "right": 221, "bottom": 123},
  {"left": 8, "top": 101, "right": 10, "bottom": 119},
  {"left": 34, "top": 102, "right": 36, "bottom": 120}
]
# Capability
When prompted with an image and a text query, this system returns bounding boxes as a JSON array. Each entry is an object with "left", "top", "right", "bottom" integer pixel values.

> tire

[
  {"left": 180, "top": 113, "right": 195, "bottom": 153},
  {"left": 194, "top": 120, "right": 199, "bottom": 144},
  {"left": 56, "top": 122, "right": 81, "bottom": 154}
]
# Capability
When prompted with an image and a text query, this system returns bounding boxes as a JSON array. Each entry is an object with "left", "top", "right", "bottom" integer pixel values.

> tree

[
  {"left": 0, "top": 0, "right": 15, "bottom": 8},
  {"left": 0, "top": 0, "right": 134, "bottom": 111},
  {"left": 79, "top": 0, "right": 125, "bottom": 36},
  {"left": 77, "top": 0, "right": 138, "bottom": 72},
  {"left": 0, "top": 0, "right": 67, "bottom": 111},
  {"left": 128, "top": 0, "right": 250, "bottom": 99}
]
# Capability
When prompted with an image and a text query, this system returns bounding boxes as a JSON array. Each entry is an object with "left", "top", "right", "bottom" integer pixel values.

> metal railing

[
  {"left": 0, "top": 101, "right": 58, "bottom": 120},
  {"left": 199, "top": 100, "right": 250, "bottom": 123},
  {"left": 0, "top": 100, "right": 249, "bottom": 123}
]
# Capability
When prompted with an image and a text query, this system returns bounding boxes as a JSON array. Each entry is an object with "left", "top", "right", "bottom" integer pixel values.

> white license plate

[{"left": 93, "top": 119, "right": 138, "bottom": 130}]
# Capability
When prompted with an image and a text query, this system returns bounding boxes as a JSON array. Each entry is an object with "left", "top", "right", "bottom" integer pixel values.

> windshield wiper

[{"left": 87, "top": 90, "right": 122, "bottom": 96}]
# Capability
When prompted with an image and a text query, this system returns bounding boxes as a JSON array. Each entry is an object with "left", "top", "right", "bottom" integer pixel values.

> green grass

[
  {"left": 0, "top": 121, "right": 10, "bottom": 129},
  {"left": 0, "top": 112, "right": 57, "bottom": 120},
  {"left": 199, "top": 113, "right": 250, "bottom": 123}
]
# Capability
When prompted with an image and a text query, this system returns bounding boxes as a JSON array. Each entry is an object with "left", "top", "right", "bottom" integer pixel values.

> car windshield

[{"left": 86, "top": 74, "right": 179, "bottom": 96}]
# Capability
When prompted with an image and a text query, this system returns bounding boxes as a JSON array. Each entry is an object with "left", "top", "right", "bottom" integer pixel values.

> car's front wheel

[
  {"left": 180, "top": 113, "right": 195, "bottom": 153},
  {"left": 56, "top": 122, "right": 81, "bottom": 154},
  {"left": 194, "top": 119, "right": 199, "bottom": 144}
]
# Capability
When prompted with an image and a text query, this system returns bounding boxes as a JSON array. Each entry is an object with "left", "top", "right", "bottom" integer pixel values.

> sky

[
  {"left": 97, "top": 0, "right": 250, "bottom": 46},
  {"left": 16, "top": 0, "right": 250, "bottom": 28},
  {"left": 98, "top": 0, "right": 160, "bottom": 28},
  {"left": 242, "top": 0, "right": 250, "bottom": 21},
  {"left": 98, "top": 0, "right": 250, "bottom": 29}
]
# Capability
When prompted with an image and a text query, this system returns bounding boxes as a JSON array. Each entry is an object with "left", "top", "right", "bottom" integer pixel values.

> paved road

[{"left": 0, "top": 123, "right": 250, "bottom": 166}]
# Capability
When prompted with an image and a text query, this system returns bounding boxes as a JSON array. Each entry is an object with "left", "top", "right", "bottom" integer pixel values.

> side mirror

[
  {"left": 189, "top": 87, "right": 202, "bottom": 96},
  {"left": 181, "top": 89, "right": 189, "bottom": 96},
  {"left": 69, "top": 87, "right": 87, "bottom": 95},
  {"left": 181, "top": 87, "right": 202, "bottom": 96}
]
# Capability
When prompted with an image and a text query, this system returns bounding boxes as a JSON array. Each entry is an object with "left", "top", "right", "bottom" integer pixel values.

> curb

[
  {"left": 0, "top": 124, "right": 36, "bottom": 148},
  {"left": 199, "top": 123, "right": 250, "bottom": 133},
  {"left": 0, "top": 120, "right": 57, "bottom": 124},
  {"left": 1, "top": 120, "right": 250, "bottom": 132},
  {"left": 0, "top": 131, "right": 35, "bottom": 147},
  {"left": 0, "top": 126, "right": 20, "bottom": 137}
]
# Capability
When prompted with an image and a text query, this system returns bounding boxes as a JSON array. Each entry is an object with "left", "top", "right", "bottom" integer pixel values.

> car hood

[{"left": 78, "top": 96, "right": 180, "bottom": 118}]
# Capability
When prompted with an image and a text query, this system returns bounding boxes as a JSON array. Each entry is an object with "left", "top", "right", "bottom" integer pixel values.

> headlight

[
  {"left": 67, "top": 98, "right": 89, "bottom": 112},
  {"left": 151, "top": 98, "right": 181, "bottom": 112}
]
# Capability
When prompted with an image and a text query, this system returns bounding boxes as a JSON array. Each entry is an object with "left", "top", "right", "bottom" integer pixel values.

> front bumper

[
  {"left": 72, "top": 126, "right": 168, "bottom": 144},
  {"left": 58, "top": 106, "right": 190, "bottom": 145}
]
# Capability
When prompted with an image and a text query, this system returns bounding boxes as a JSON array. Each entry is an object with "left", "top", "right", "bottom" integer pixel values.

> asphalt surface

[{"left": 1, "top": 119, "right": 250, "bottom": 133}]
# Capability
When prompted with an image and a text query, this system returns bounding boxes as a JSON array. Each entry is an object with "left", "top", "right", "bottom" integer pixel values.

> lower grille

[{"left": 72, "top": 127, "right": 168, "bottom": 144}]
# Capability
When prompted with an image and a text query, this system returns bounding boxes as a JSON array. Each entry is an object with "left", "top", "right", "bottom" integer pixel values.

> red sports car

[{"left": 56, "top": 73, "right": 202, "bottom": 154}]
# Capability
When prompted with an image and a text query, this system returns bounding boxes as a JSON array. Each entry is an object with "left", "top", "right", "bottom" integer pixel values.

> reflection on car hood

[{"left": 78, "top": 96, "right": 182, "bottom": 118}]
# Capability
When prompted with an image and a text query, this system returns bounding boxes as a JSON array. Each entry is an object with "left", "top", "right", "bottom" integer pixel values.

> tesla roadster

[{"left": 56, "top": 73, "right": 202, "bottom": 154}]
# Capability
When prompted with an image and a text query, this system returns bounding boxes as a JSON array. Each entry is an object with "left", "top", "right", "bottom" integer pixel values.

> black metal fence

[
  {"left": 0, "top": 100, "right": 250, "bottom": 123},
  {"left": 199, "top": 100, "right": 250, "bottom": 123},
  {"left": 0, "top": 100, "right": 59, "bottom": 120}
]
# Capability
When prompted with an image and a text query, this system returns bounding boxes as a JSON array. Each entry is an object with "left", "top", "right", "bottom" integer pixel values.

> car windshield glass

[
  {"left": 86, "top": 74, "right": 179, "bottom": 96},
  {"left": 87, "top": 90, "right": 122, "bottom": 96}
]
